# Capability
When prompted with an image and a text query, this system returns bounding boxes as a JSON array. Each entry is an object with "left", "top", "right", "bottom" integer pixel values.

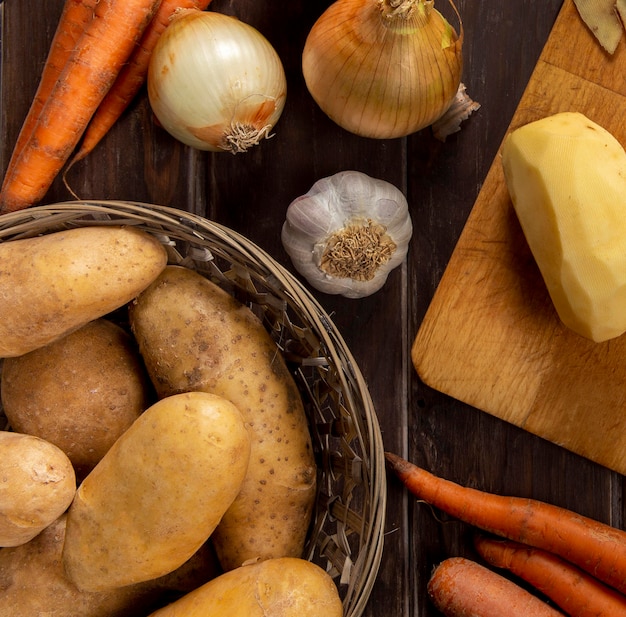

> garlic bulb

[
  {"left": 148, "top": 10, "right": 287, "bottom": 153},
  {"left": 281, "top": 171, "right": 413, "bottom": 298},
  {"left": 302, "top": 0, "right": 464, "bottom": 139}
]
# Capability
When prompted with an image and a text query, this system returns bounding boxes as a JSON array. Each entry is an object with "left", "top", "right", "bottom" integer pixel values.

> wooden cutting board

[{"left": 412, "top": 0, "right": 626, "bottom": 474}]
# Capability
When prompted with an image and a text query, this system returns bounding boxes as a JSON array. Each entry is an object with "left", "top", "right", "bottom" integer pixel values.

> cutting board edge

[
  {"left": 411, "top": 0, "right": 626, "bottom": 474},
  {"left": 414, "top": 364, "right": 626, "bottom": 476}
]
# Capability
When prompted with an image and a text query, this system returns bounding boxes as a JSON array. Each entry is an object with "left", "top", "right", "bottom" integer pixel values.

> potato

[
  {"left": 0, "top": 514, "right": 222, "bottom": 617},
  {"left": 128, "top": 266, "right": 317, "bottom": 570},
  {"left": 0, "top": 225, "right": 168, "bottom": 358},
  {"left": 502, "top": 112, "right": 626, "bottom": 342},
  {"left": 147, "top": 557, "right": 343, "bottom": 617},
  {"left": 62, "top": 391, "right": 250, "bottom": 592},
  {"left": 1, "top": 318, "right": 152, "bottom": 479},
  {"left": 0, "top": 431, "right": 76, "bottom": 547}
]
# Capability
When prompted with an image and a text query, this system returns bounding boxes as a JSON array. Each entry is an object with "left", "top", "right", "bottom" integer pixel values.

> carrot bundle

[
  {"left": 3, "top": 0, "right": 98, "bottom": 182},
  {"left": 0, "top": 0, "right": 162, "bottom": 214},
  {"left": 428, "top": 557, "right": 564, "bottom": 616},
  {"left": 385, "top": 451, "right": 626, "bottom": 595},
  {"left": 474, "top": 535, "right": 626, "bottom": 617},
  {"left": 70, "top": 0, "right": 214, "bottom": 167}
]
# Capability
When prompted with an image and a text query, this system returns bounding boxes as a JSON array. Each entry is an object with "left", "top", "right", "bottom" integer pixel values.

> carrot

[
  {"left": 427, "top": 557, "right": 564, "bottom": 616},
  {"left": 4, "top": 0, "right": 98, "bottom": 181},
  {"left": 69, "top": 0, "right": 214, "bottom": 166},
  {"left": 385, "top": 451, "right": 626, "bottom": 595},
  {"left": 0, "top": 0, "right": 162, "bottom": 214},
  {"left": 474, "top": 535, "right": 626, "bottom": 617}
]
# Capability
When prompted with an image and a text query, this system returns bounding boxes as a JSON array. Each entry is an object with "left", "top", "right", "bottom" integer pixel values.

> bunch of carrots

[
  {"left": 0, "top": 0, "right": 213, "bottom": 214},
  {"left": 385, "top": 451, "right": 626, "bottom": 617}
]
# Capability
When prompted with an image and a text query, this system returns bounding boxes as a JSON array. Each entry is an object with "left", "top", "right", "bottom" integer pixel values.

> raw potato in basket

[
  {"left": 0, "top": 514, "right": 222, "bottom": 617},
  {"left": 147, "top": 557, "right": 343, "bottom": 617},
  {"left": 128, "top": 265, "right": 317, "bottom": 571},
  {"left": 0, "top": 431, "right": 76, "bottom": 547},
  {"left": 1, "top": 318, "right": 152, "bottom": 479},
  {"left": 62, "top": 391, "right": 251, "bottom": 592},
  {"left": 0, "top": 225, "right": 168, "bottom": 358}
]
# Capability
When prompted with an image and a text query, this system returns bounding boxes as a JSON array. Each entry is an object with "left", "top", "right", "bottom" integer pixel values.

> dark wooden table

[{"left": 4, "top": 1, "right": 622, "bottom": 616}]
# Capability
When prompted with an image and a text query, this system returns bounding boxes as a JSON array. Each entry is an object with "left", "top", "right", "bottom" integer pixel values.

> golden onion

[{"left": 302, "top": 0, "right": 464, "bottom": 139}]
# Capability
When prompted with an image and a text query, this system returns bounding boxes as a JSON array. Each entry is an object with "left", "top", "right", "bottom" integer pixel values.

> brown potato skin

[
  {"left": 129, "top": 266, "right": 317, "bottom": 571},
  {"left": 0, "top": 431, "right": 76, "bottom": 547},
  {"left": 0, "top": 514, "right": 222, "bottom": 617},
  {"left": 1, "top": 318, "right": 152, "bottom": 479},
  {"left": 147, "top": 557, "right": 343, "bottom": 617},
  {"left": 0, "top": 226, "right": 168, "bottom": 358},
  {"left": 62, "top": 391, "right": 250, "bottom": 592}
]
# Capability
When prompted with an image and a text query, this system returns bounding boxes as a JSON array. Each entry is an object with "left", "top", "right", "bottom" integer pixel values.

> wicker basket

[{"left": 0, "top": 201, "right": 386, "bottom": 617}]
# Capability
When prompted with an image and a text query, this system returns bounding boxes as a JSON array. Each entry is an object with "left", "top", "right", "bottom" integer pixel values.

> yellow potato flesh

[
  {"left": 502, "top": 111, "right": 626, "bottom": 342},
  {"left": 148, "top": 557, "right": 343, "bottom": 617},
  {"left": 62, "top": 391, "right": 251, "bottom": 592}
]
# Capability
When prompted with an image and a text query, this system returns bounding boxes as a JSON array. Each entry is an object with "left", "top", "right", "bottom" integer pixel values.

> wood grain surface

[
  {"left": 4, "top": 1, "right": 625, "bottom": 616},
  {"left": 413, "top": 0, "right": 626, "bottom": 474}
]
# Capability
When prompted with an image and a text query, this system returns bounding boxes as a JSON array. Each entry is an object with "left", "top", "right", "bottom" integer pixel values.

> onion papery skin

[
  {"left": 148, "top": 10, "right": 287, "bottom": 153},
  {"left": 302, "top": 0, "right": 463, "bottom": 139}
]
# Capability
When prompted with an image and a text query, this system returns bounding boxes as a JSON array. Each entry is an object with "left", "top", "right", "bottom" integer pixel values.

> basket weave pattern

[{"left": 0, "top": 201, "right": 386, "bottom": 617}]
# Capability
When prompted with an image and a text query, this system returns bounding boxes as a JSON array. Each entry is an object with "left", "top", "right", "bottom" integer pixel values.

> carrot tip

[{"left": 384, "top": 451, "right": 414, "bottom": 475}]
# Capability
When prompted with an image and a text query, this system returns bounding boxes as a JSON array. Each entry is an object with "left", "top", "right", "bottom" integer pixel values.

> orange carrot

[
  {"left": 428, "top": 557, "right": 564, "bottom": 616},
  {"left": 70, "top": 0, "right": 213, "bottom": 165},
  {"left": 4, "top": 0, "right": 98, "bottom": 181},
  {"left": 0, "top": 0, "right": 162, "bottom": 213},
  {"left": 385, "top": 451, "right": 626, "bottom": 595},
  {"left": 474, "top": 535, "right": 626, "bottom": 617}
]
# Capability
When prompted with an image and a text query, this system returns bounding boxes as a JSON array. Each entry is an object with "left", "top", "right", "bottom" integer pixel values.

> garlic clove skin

[{"left": 281, "top": 171, "right": 413, "bottom": 299}]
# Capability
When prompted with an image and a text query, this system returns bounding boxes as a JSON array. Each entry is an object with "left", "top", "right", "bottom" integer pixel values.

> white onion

[{"left": 147, "top": 10, "right": 287, "bottom": 153}]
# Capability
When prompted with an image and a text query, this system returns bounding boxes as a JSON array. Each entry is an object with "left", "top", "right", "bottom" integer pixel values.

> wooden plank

[
  {"left": 0, "top": 1, "right": 410, "bottom": 615},
  {"left": 2, "top": 2, "right": 620, "bottom": 617},
  {"left": 412, "top": 0, "right": 626, "bottom": 474}
]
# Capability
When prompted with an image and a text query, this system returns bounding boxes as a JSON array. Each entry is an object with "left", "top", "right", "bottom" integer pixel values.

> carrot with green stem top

[
  {"left": 474, "top": 535, "right": 626, "bottom": 617},
  {"left": 385, "top": 451, "right": 626, "bottom": 595},
  {"left": 0, "top": 0, "right": 162, "bottom": 213},
  {"left": 4, "top": 0, "right": 98, "bottom": 181},
  {"left": 428, "top": 557, "right": 564, "bottom": 616},
  {"left": 69, "top": 0, "right": 214, "bottom": 167}
]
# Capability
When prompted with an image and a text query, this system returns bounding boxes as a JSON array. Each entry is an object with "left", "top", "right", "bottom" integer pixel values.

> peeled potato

[
  {"left": 0, "top": 225, "right": 167, "bottom": 358},
  {"left": 62, "top": 391, "right": 250, "bottom": 592},
  {"left": 0, "top": 431, "right": 76, "bottom": 547},
  {"left": 147, "top": 557, "right": 343, "bottom": 617},
  {"left": 502, "top": 111, "right": 626, "bottom": 342},
  {"left": 1, "top": 318, "right": 152, "bottom": 479}
]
